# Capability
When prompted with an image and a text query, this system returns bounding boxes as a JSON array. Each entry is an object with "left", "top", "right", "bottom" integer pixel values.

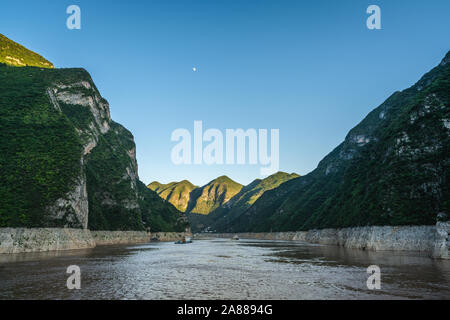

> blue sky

[{"left": 1, "top": 0, "right": 449, "bottom": 186}]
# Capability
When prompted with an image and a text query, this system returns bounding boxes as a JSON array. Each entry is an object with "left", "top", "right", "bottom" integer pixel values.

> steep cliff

[
  {"left": 0, "top": 34, "right": 188, "bottom": 232},
  {"left": 226, "top": 51, "right": 450, "bottom": 232}
]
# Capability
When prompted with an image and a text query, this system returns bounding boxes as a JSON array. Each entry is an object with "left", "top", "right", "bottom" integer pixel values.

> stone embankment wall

[
  {"left": 0, "top": 228, "right": 192, "bottom": 254},
  {"left": 204, "top": 222, "right": 449, "bottom": 259},
  {"left": 91, "top": 231, "right": 192, "bottom": 245},
  {"left": 0, "top": 228, "right": 95, "bottom": 254},
  {"left": 91, "top": 231, "right": 150, "bottom": 246},
  {"left": 150, "top": 232, "right": 192, "bottom": 242}
]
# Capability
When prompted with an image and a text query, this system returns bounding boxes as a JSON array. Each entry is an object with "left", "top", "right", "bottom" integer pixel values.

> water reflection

[{"left": 0, "top": 239, "right": 448, "bottom": 300}]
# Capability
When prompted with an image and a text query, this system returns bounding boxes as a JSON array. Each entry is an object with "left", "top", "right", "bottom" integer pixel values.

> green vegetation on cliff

[
  {"left": 226, "top": 51, "right": 450, "bottom": 232},
  {"left": 0, "top": 34, "right": 53, "bottom": 68},
  {"left": 85, "top": 121, "right": 143, "bottom": 231},
  {"left": 187, "top": 176, "right": 243, "bottom": 215},
  {"left": 0, "top": 35, "right": 187, "bottom": 232},
  {"left": 0, "top": 64, "right": 82, "bottom": 227},
  {"left": 138, "top": 181, "right": 189, "bottom": 232},
  {"left": 148, "top": 180, "right": 197, "bottom": 212}
]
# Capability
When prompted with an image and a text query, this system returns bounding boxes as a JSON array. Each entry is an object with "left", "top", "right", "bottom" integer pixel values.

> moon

[{"left": 192, "top": 67, "right": 197, "bottom": 72}]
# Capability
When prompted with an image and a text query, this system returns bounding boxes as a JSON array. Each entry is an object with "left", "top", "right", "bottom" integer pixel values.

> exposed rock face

[
  {"left": 45, "top": 75, "right": 115, "bottom": 229},
  {"left": 46, "top": 170, "right": 89, "bottom": 229},
  {"left": 45, "top": 81, "right": 113, "bottom": 229},
  {"left": 53, "top": 81, "right": 111, "bottom": 134}
]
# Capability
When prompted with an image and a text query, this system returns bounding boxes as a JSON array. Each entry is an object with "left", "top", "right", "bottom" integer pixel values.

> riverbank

[
  {"left": 200, "top": 222, "right": 449, "bottom": 259},
  {"left": 0, "top": 228, "right": 192, "bottom": 254}
]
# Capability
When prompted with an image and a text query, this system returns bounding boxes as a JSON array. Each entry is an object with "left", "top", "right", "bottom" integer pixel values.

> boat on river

[{"left": 175, "top": 236, "right": 192, "bottom": 244}]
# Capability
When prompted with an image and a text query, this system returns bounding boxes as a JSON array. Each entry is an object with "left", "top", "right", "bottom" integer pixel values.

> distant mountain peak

[
  {"left": 186, "top": 171, "right": 301, "bottom": 232},
  {"left": 212, "top": 175, "right": 236, "bottom": 183},
  {"left": 0, "top": 34, "right": 54, "bottom": 68},
  {"left": 147, "top": 180, "right": 197, "bottom": 212}
]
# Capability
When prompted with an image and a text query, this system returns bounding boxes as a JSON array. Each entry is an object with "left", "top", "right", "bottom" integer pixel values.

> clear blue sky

[{"left": 1, "top": 0, "right": 449, "bottom": 186}]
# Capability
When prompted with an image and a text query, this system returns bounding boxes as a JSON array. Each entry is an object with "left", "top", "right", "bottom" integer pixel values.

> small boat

[
  {"left": 232, "top": 235, "right": 239, "bottom": 240},
  {"left": 150, "top": 237, "right": 160, "bottom": 242},
  {"left": 175, "top": 236, "right": 193, "bottom": 244}
]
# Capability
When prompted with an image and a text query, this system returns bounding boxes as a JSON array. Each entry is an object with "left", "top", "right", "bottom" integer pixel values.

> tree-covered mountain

[
  {"left": 148, "top": 180, "right": 197, "bottom": 212},
  {"left": 0, "top": 34, "right": 188, "bottom": 232},
  {"left": 148, "top": 176, "right": 244, "bottom": 216},
  {"left": 0, "top": 34, "right": 53, "bottom": 68},
  {"left": 195, "top": 172, "right": 300, "bottom": 232},
  {"left": 186, "top": 176, "right": 243, "bottom": 214},
  {"left": 148, "top": 172, "right": 299, "bottom": 232},
  {"left": 187, "top": 172, "right": 300, "bottom": 232},
  {"left": 223, "top": 51, "right": 450, "bottom": 232}
]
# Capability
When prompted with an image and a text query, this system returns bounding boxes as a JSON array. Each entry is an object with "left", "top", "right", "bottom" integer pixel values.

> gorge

[{"left": 0, "top": 33, "right": 449, "bottom": 259}]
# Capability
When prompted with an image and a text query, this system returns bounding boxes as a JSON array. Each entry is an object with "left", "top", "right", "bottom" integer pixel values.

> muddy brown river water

[{"left": 0, "top": 239, "right": 449, "bottom": 299}]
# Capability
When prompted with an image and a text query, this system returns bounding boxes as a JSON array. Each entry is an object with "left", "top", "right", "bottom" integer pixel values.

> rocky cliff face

[
  {"left": 44, "top": 80, "right": 112, "bottom": 229},
  {"left": 0, "top": 35, "right": 188, "bottom": 232},
  {"left": 38, "top": 69, "right": 145, "bottom": 230}
]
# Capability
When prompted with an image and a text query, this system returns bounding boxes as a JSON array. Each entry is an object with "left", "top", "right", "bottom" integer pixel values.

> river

[{"left": 0, "top": 239, "right": 449, "bottom": 299}]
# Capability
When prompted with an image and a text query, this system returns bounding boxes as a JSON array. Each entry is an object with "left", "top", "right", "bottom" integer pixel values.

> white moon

[{"left": 192, "top": 67, "right": 197, "bottom": 72}]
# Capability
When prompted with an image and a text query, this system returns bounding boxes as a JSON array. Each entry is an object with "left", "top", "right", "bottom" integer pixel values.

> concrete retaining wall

[
  {"left": 0, "top": 228, "right": 192, "bottom": 254},
  {"left": 0, "top": 228, "right": 95, "bottom": 254},
  {"left": 204, "top": 222, "right": 449, "bottom": 259}
]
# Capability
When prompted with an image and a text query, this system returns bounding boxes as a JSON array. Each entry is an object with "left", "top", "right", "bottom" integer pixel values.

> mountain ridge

[
  {"left": 0, "top": 34, "right": 54, "bottom": 68},
  {"left": 147, "top": 172, "right": 300, "bottom": 232}
]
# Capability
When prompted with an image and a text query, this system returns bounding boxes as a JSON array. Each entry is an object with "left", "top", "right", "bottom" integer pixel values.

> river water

[{"left": 0, "top": 239, "right": 449, "bottom": 299}]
